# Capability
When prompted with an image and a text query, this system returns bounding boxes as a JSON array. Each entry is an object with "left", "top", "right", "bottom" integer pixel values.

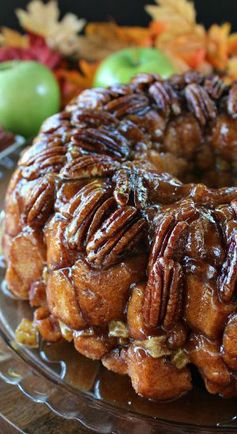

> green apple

[
  {"left": 0, "top": 61, "right": 60, "bottom": 137},
  {"left": 94, "top": 47, "right": 176, "bottom": 88}
]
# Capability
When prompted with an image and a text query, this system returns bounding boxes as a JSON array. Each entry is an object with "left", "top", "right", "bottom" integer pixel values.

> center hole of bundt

[{"left": 150, "top": 113, "right": 236, "bottom": 189}]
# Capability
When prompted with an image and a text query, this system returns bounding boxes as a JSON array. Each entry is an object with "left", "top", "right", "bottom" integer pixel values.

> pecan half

[
  {"left": 218, "top": 234, "right": 237, "bottom": 303},
  {"left": 24, "top": 174, "right": 55, "bottom": 226},
  {"left": 131, "top": 73, "right": 157, "bottom": 89},
  {"left": 66, "top": 181, "right": 112, "bottom": 250},
  {"left": 86, "top": 206, "right": 146, "bottom": 266},
  {"left": 113, "top": 165, "right": 149, "bottom": 209},
  {"left": 148, "top": 214, "right": 188, "bottom": 274},
  {"left": 184, "top": 71, "right": 203, "bottom": 85},
  {"left": 60, "top": 155, "right": 120, "bottom": 180},
  {"left": 76, "top": 88, "right": 112, "bottom": 110},
  {"left": 185, "top": 83, "right": 217, "bottom": 126},
  {"left": 105, "top": 93, "right": 149, "bottom": 118},
  {"left": 227, "top": 82, "right": 237, "bottom": 118},
  {"left": 143, "top": 257, "right": 183, "bottom": 329},
  {"left": 20, "top": 142, "right": 66, "bottom": 180},
  {"left": 72, "top": 127, "right": 130, "bottom": 159},
  {"left": 149, "top": 81, "right": 181, "bottom": 116},
  {"left": 71, "top": 108, "right": 118, "bottom": 128},
  {"left": 204, "top": 76, "right": 227, "bottom": 100}
]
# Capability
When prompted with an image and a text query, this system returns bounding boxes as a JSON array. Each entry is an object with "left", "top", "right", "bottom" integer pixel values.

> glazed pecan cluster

[{"left": 4, "top": 72, "right": 237, "bottom": 400}]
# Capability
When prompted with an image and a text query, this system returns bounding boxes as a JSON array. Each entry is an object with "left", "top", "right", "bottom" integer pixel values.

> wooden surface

[{"left": 0, "top": 379, "right": 96, "bottom": 434}]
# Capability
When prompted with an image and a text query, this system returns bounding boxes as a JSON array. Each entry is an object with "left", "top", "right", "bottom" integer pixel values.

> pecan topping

[
  {"left": 109, "top": 84, "right": 134, "bottom": 98},
  {"left": 204, "top": 76, "right": 226, "bottom": 100},
  {"left": 189, "top": 184, "right": 237, "bottom": 206},
  {"left": 231, "top": 200, "right": 237, "bottom": 218},
  {"left": 66, "top": 181, "right": 112, "bottom": 250},
  {"left": 71, "top": 109, "right": 118, "bottom": 128},
  {"left": 65, "top": 179, "right": 146, "bottom": 263},
  {"left": 133, "top": 335, "right": 172, "bottom": 358},
  {"left": 131, "top": 73, "right": 157, "bottom": 89},
  {"left": 227, "top": 82, "right": 237, "bottom": 118},
  {"left": 143, "top": 257, "right": 183, "bottom": 329},
  {"left": 218, "top": 234, "right": 237, "bottom": 303},
  {"left": 184, "top": 71, "right": 203, "bottom": 85},
  {"left": 72, "top": 127, "right": 130, "bottom": 159},
  {"left": 60, "top": 155, "right": 120, "bottom": 180},
  {"left": 113, "top": 165, "right": 149, "bottom": 209},
  {"left": 85, "top": 197, "right": 117, "bottom": 242},
  {"left": 24, "top": 174, "right": 55, "bottom": 226},
  {"left": 15, "top": 319, "right": 39, "bottom": 348},
  {"left": 20, "top": 142, "right": 66, "bottom": 180},
  {"left": 185, "top": 83, "right": 217, "bottom": 126},
  {"left": 86, "top": 206, "right": 146, "bottom": 266},
  {"left": 40, "top": 113, "right": 67, "bottom": 134},
  {"left": 148, "top": 214, "right": 189, "bottom": 274},
  {"left": 76, "top": 88, "right": 112, "bottom": 110},
  {"left": 170, "top": 71, "right": 202, "bottom": 90},
  {"left": 105, "top": 94, "right": 149, "bottom": 118},
  {"left": 149, "top": 81, "right": 181, "bottom": 116}
]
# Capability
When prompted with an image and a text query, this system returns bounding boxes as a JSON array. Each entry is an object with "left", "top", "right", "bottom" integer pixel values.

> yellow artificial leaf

[
  {"left": 145, "top": 0, "right": 196, "bottom": 36},
  {"left": 16, "top": 0, "right": 59, "bottom": 36},
  {"left": 228, "top": 33, "right": 237, "bottom": 57},
  {"left": 1, "top": 27, "right": 29, "bottom": 48},
  {"left": 16, "top": 0, "right": 85, "bottom": 55},
  {"left": 47, "top": 13, "right": 86, "bottom": 56},
  {"left": 225, "top": 57, "right": 237, "bottom": 83},
  {"left": 207, "top": 23, "right": 231, "bottom": 70}
]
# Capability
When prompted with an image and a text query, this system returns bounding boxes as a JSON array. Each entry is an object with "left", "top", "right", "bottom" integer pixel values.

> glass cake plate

[{"left": 0, "top": 145, "right": 237, "bottom": 434}]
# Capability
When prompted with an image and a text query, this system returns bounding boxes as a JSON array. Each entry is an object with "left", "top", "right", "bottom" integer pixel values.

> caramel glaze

[{"left": 3, "top": 71, "right": 237, "bottom": 401}]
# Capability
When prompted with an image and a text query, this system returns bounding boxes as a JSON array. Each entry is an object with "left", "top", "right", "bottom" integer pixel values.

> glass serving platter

[{"left": 0, "top": 145, "right": 237, "bottom": 434}]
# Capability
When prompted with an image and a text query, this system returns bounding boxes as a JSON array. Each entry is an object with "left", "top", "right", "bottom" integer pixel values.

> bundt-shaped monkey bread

[{"left": 3, "top": 71, "right": 237, "bottom": 400}]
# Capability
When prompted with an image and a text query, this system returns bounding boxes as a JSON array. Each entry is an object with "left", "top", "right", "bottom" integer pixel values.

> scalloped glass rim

[{"left": 0, "top": 147, "right": 237, "bottom": 434}]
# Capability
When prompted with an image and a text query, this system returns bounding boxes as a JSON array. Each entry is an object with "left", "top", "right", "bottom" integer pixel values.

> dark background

[{"left": 1, "top": 0, "right": 237, "bottom": 30}]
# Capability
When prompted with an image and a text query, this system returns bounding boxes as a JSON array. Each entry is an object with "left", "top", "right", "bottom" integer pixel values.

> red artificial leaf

[{"left": 0, "top": 33, "right": 61, "bottom": 69}]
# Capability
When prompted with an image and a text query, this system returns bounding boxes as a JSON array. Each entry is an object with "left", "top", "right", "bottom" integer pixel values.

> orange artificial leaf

[
  {"left": 156, "top": 28, "right": 206, "bottom": 70},
  {"left": 228, "top": 33, "right": 237, "bottom": 57},
  {"left": 79, "top": 60, "right": 99, "bottom": 87},
  {"left": 188, "top": 47, "right": 206, "bottom": 69},
  {"left": 55, "top": 61, "right": 98, "bottom": 107},
  {"left": 85, "top": 22, "right": 120, "bottom": 38},
  {"left": 85, "top": 22, "right": 151, "bottom": 47},
  {"left": 207, "top": 23, "right": 231, "bottom": 70},
  {"left": 225, "top": 57, "right": 237, "bottom": 83},
  {"left": 149, "top": 21, "right": 168, "bottom": 39},
  {"left": 1, "top": 27, "right": 29, "bottom": 48},
  {"left": 114, "top": 26, "right": 152, "bottom": 47}
]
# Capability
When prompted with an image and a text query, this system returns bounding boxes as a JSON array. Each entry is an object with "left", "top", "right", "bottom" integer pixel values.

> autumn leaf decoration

[
  {"left": 145, "top": 0, "right": 207, "bottom": 71},
  {"left": 55, "top": 60, "right": 99, "bottom": 106},
  {"left": 2, "top": 0, "right": 237, "bottom": 107},
  {"left": 146, "top": 0, "right": 196, "bottom": 35},
  {"left": 16, "top": 0, "right": 85, "bottom": 56}
]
